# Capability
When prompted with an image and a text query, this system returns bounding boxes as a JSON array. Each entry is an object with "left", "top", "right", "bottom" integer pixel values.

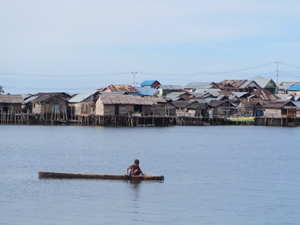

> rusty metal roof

[
  {"left": 99, "top": 95, "right": 166, "bottom": 105},
  {"left": 100, "top": 84, "right": 138, "bottom": 93},
  {"left": 220, "top": 79, "right": 248, "bottom": 88},
  {"left": 251, "top": 88, "right": 280, "bottom": 101},
  {"left": 232, "top": 92, "right": 250, "bottom": 99},
  {"left": 241, "top": 100, "right": 263, "bottom": 108},
  {"left": 0, "top": 94, "right": 24, "bottom": 104}
]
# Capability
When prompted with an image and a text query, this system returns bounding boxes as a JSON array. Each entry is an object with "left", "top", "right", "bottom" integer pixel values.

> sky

[{"left": 1, "top": 0, "right": 300, "bottom": 94}]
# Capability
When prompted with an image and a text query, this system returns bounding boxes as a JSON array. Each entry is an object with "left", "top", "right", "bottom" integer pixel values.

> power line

[
  {"left": 246, "top": 70, "right": 276, "bottom": 80},
  {"left": 0, "top": 63, "right": 275, "bottom": 78},
  {"left": 278, "top": 71, "right": 300, "bottom": 79},
  {"left": 138, "top": 62, "right": 274, "bottom": 76},
  {"left": 281, "top": 62, "right": 300, "bottom": 69}
]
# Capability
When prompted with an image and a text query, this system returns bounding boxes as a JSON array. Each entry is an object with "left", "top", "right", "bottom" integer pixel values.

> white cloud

[
  {"left": 1, "top": 0, "right": 299, "bottom": 46},
  {"left": 1, "top": 0, "right": 300, "bottom": 93}
]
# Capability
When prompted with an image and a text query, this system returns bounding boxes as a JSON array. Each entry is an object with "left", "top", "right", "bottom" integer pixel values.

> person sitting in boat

[{"left": 127, "top": 159, "right": 144, "bottom": 176}]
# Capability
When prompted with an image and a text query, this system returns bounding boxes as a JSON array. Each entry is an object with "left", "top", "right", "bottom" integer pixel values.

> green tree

[{"left": 0, "top": 86, "right": 4, "bottom": 93}]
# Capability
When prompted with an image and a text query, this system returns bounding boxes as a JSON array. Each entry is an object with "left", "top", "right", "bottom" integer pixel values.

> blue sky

[{"left": 1, "top": 0, "right": 300, "bottom": 94}]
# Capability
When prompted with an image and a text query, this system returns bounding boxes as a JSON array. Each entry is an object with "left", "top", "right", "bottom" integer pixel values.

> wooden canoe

[{"left": 38, "top": 171, "right": 164, "bottom": 181}]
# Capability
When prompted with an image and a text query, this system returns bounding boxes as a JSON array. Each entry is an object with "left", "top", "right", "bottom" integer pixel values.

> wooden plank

[{"left": 38, "top": 171, "right": 164, "bottom": 181}]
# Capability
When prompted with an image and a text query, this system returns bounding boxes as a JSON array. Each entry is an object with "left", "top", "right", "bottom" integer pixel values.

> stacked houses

[{"left": 1, "top": 77, "right": 300, "bottom": 126}]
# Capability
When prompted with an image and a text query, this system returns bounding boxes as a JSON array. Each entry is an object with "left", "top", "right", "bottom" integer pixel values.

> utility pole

[
  {"left": 131, "top": 71, "right": 137, "bottom": 87},
  {"left": 132, "top": 71, "right": 137, "bottom": 96},
  {"left": 275, "top": 61, "right": 281, "bottom": 93}
]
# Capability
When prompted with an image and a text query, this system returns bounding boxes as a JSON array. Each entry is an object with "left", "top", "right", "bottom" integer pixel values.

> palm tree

[{"left": 0, "top": 85, "right": 4, "bottom": 93}]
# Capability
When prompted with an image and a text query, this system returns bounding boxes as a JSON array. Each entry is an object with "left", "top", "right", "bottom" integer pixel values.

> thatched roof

[
  {"left": 263, "top": 101, "right": 297, "bottom": 109},
  {"left": 0, "top": 94, "right": 24, "bottom": 104}
]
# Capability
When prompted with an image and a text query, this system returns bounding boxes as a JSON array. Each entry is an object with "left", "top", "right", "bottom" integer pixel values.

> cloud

[
  {"left": 1, "top": 0, "right": 300, "bottom": 93},
  {"left": 1, "top": 0, "right": 300, "bottom": 46}
]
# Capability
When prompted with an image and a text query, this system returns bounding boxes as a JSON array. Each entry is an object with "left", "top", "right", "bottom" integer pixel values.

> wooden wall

[
  {"left": 264, "top": 109, "right": 281, "bottom": 118},
  {"left": 32, "top": 98, "right": 67, "bottom": 115},
  {"left": 0, "top": 103, "right": 22, "bottom": 113}
]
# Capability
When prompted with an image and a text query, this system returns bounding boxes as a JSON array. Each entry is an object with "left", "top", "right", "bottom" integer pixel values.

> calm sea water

[{"left": 1, "top": 125, "right": 300, "bottom": 225}]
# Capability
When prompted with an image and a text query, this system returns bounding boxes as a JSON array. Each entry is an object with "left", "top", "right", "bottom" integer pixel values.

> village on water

[{"left": 1, "top": 77, "right": 300, "bottom": 127}]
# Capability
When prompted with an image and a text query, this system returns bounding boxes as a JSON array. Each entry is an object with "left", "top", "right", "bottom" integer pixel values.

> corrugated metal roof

[
  {"left": 140, "top": 80, "right": 159, "bottom": 87},
  {"left": 203, "top": 97, "right": 216, "bottom": 103},
  {"left": 232, "top": 92, "right": 250, "bottom": 98},
  {"left": 220, "top": 79, "right": 248, "bottom": 88},
  {"left": 243, "top": 101, "right": 262, "bottom": 108},
  {"left": 69, "top": 92, "right": 97, "bottom": 103},
  {"left": 21, "top": 94, "right": 32, "bottom": 100},
  {"left": 254, "top": 77, "right": 277, "bottom": 88},
  {"left": 251, "top": 88, "right": 280, "bottom": 101},
  {"left": 171, "top": 100, "right": 195, "bottom": 108},
  {"left": 158, "top": 85, "right": 182, "bottom": 90},
  {"left": 293, "top": 101, "right": 300, "bottom": 108},
  {"left": 99, "top": 95, "right": 166, "bottom": 105},
  {"left": 279, "top": 82, "right": 300, "bottom": 90},
  {"left": 288, "top": 84, "right": 300, "bottom": 91},
  {"left": 276, "top": 94, "right": 293, "bottom": 101},
  {"left": 135, "top": 87, "right": 158, "bottom": 96},
  {"left": 35, "top": 92, "right": 72, "bottom": 99},
  {"left": 239, "top": 80, "right": 260, "bottom": 88},
  {"left": 185, "top": 82, "right": 216, "bottom": 89},
  {"left": 24, "top": 95, "right": 39, "bottom": 104},
  {"left": 205, "top": 90, "right": 220, "bottom": 97},
  {"left": 100, "top": 84, "right": 138, "bottom": 92},
  {"left": 263, "top": 101, "right": 296, "bottom": 109},
  {"left": 209, "top": 100, "right": 234, "bottom": 108},
  {"left": 187, "top": 102, "right": 205, "bottom": 109},
  {"left": 194, "top": 88, "right": 220, "bottom": 93},
  {"left": 165, "top": 92, "right": 187, "bottom": 98},
  {"left": 194, "top": 99, "right": 207, "bottom": 104},
  {"left": 0, "top": 94, "right": 24, "bottom": 104},
  {"left": 31, "top": 95, "right": 67, "bottom": 103}
]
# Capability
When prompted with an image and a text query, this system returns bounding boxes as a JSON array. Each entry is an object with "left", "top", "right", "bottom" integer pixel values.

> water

[{"left": 1, "top": 125, "right": 300, "bottom": 225}]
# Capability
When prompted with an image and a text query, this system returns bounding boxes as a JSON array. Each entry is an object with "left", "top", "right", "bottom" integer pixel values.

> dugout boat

[{"left": 38, "top": 171, "right": 164, "bottom": 181}]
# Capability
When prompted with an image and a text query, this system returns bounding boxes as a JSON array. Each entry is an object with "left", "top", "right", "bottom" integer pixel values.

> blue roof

[
  {"left": 140, "top": 80, "right": 158, "bottom": 87},
  {"left": 135, "top": 87, "right": 158, "bottom": 96},
  {"left": 288, "top": 84, "right": 300, "bottom": 91}
]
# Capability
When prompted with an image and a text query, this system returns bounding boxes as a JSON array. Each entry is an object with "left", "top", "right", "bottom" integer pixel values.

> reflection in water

[
  {"left": 127, "top": 180, "right": 141, "bottom": 201},
  {"left": 126, "top": 179, "right": 141, "bottom": 214},
  {"left": 129, "top": 179, "right": 142, "bottom": 188},
  {"left": 126, "top": 179, "right": 164, "bottom": 200}
]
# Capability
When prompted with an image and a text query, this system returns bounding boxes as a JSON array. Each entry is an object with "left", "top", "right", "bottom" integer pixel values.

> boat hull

[{"left": 38, "top": 171, "right": 164, "bottom": 181}]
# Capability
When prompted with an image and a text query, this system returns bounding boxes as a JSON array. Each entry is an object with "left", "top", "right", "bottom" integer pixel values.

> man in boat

[{"left": 127, "top": 159, "right": 144, "bottom": 176}]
